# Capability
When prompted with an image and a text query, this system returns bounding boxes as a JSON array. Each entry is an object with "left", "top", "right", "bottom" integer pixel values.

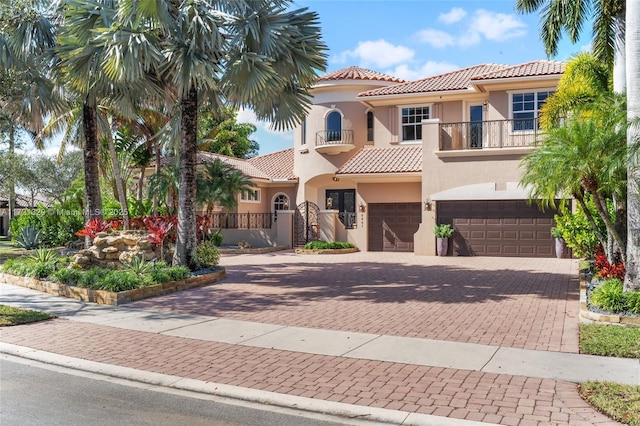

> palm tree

[
  {"left": 198, "top": 107, "right": 259, "bottom": 159},
  {"left": 515, "top": 0, "right": 626, "bottom": 91},
  {"left": 625, "top": 0, "right": 640, "bottom": 291},
  {"left": 196, "top": 158, "right": 256, "bottom": 216},
  {"left": 521, "top": 94, "right": 629, "bottom": 259},
  {"left": 103, "top": 0, "right": 327, "bottom": 269}
]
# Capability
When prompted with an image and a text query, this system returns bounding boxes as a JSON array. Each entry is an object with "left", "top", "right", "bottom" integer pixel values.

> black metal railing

[
  {"left": 210, "top": 213, "right": 273, "bottom": 229},
  {"left": 438, "top": 119, "right": 542, "bottom": 151},
  {"left": 315, "top": 130, "right": 355, "bottom": 147},
  {"left": 339, "top": 212, "right": 357, "bottom": 229}
]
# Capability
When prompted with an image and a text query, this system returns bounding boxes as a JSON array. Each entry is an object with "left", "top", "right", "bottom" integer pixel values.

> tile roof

[
  {"left": 155, "top": 152, "right": 272, "bottom": 180},
  {"left": 471, "top": 60, "right": 565, "bottom": 80},
  {"left": 337, "top": 145, "right": 422, "bottom": 175},
  {"left": 248, "top": 148, "right": 297, "bottom": 181},
  {"left": 317, "top": 66, "right": 406, "bottom": 83},
  {"left": 0, "top": 194, "right": 51, "bottom": 209},
  {"left": 358, "top": 64, "right": 508, "bottom": 97}
]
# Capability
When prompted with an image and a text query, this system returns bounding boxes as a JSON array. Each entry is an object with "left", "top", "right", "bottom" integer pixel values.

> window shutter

[{"left": 389, "top": 107, "right": 398, "bottom": 143}]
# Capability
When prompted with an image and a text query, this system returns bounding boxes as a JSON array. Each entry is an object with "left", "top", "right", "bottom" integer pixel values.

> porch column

[
  {"left": 318, "top": 210, "right": 338, "bottom": 242},
  {"left": 415, "top": 118, "right": 440, "bottom": 255},
  {"left": 275, "top": 210, "right": 294, "bottom": 248}
]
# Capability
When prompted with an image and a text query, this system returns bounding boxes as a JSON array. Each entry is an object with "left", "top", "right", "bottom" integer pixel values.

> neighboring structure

[
  {"left": 158, "top": 61, "right": 565, "bottom": 257},
  {"left": 0, "top": 194, "right": 51, "bottom": 236}
]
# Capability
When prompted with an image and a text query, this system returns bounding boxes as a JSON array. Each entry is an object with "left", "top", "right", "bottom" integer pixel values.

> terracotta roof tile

[
  {"left": 471, "top": 60, "right": 565, "bottom": 80},
  {"left": 317, "top": 66, "right": 406, "bottom": 83},
  {"left": 0, "top": 194, "right": 51, "bottom": 208},
  {"left": 337, "top": 145, "right": 422, "bottom": 175},
  {"left": 358, "top": 64, "right": 507, "bottom": 97},
  {"left": 155, "top": 153, "right": 271, "bottom": 180},
  {"left": 248, "top": 148, "right": 297, "bottom": 181}
]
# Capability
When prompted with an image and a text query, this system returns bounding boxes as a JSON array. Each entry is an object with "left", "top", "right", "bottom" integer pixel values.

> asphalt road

[{"left": 0, "top": 355, "right": 372, "bottom": 426}]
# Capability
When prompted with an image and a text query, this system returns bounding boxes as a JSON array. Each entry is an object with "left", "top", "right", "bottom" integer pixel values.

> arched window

[
  {"left": 273, "top": 194, "right": 290, "bottom": 211},
  {"left": 366, "top": 110, "right": 374, "bottom": 142},
  {"left": 326, "top": 110, "right": 342, "bottom": 142}
]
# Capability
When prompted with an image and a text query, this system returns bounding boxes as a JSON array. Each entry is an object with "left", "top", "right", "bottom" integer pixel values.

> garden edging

[
  {"left": 0, "top": 268, "right": 226, "bottom": 306},
  {"left": 579, "top": 277, "right": 640, "bottom": 327}
]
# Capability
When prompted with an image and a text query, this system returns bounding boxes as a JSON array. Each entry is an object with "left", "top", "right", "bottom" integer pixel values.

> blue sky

[{"left": 244, "top": 0, "right": 591, "bottom": 155}]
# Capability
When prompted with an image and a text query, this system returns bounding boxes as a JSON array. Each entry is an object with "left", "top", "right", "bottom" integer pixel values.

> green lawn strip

[
  {"left": 579, "top": 381, "right": 640, "bottom": 426},
  {"left": 0, "top": 304, "right": 55, "bottom": 326},
  {"left": 580, "top": 323, "right": 640, "bottom": 358}
]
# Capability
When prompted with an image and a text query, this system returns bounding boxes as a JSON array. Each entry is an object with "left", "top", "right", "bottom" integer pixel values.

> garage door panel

[
  {"left": 368, "top": 203, "right": 421, "bottom": 252},
  {"left": 437, "top": 200, "right": 556, "bottom": 258}
]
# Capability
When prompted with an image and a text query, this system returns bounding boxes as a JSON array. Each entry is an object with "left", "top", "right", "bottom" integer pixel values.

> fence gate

[{"left": 294, "top": 201, "right": 320, "bottom": 246}]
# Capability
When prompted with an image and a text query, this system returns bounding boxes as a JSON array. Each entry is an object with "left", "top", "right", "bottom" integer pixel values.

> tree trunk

[
  {"left": 625, "top": 0, "right": 640, "bottom": 291},
  {"left": 82, "top": 103, "right": 103, "bottom": 247},
  {"left": 613, "top": 13, "right": 626, "bottom": 93},
  {"left": 8, "top": 124, "right": 15, "bottom": 224},
  {"left": 173, "top": 85, "right": 199, "bottom": 269},
  {"left": 152, "top": 144, "right": 161, "bottom": 216},
  {"left": 106, "top": 127, "right": 129, "bottom": 229}
]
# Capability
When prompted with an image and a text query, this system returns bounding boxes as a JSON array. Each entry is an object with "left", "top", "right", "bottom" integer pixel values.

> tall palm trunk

[
  {"left": 8, "top": 124, "right": 16, "bottom": 225},
  {"left": 105, "top": 128, "right": 130, "bottom": 229},
  {"left": 625, "top": 0, "right": 640, "bottom": 291},
  {"left": 173, "top": 85, "right": 199, "bottom": 269},
  {"left": 82, "top": 103, "right": 103, "bottom": 246}
]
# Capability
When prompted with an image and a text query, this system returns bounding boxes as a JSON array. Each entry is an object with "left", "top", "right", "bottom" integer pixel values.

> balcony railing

[
  {"left": 438, "top": 119, "right": 542, "bottom": 151},
  {"left": 210, "top": 213, "right": 273, "bottom": 229},
  {"left": 314, "top": 130, "right": 356, "bottom": 155}
]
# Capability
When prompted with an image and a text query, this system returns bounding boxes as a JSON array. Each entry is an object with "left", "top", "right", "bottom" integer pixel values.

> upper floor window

[
  {"left": 511, "top": 90, "right": 554, "bottom": 131},
  {"left": 402, "top": 106, "right": 429, "bottom": 141},
  {"left": 273, "top": 194, "right": 289, "bottom": 210},
  {"left": 241, "top": 189, "right": 260, "bottom": 202},
  {"left": 366, "top": 110, "right": 374, "bottom": 142},
  {"left": 326, "top": 110, "right": 342, "bottom": 142}
]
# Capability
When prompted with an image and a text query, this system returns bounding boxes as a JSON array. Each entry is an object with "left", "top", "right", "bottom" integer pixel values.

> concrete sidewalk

[{"left": 1, "top": 282, "right": 635, "bottom": 425}]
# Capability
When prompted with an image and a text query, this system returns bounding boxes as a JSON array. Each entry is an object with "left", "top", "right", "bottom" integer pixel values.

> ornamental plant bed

[
  {"left": 294, "top": 247, "right": 359, "bottom": 255},
  {"left": 0, "top": 268, "right": 226, "bottom": 306},
  {"left": 295, "top": 241, "right": 358, "bottom": 254}
]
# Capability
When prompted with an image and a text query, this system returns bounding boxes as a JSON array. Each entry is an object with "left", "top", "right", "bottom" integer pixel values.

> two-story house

[{"left": 167, "top": 60, "right": 565, "bottom": 257}]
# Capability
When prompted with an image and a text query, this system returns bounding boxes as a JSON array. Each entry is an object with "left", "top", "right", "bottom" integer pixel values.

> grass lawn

[
  {"left": 0, "top": 304, "right": 55, "bottom": 326},
  {"left": 579, "top": 382, "right": 640, "bottom": 426},
  {"left": 579, "top": 323, "right": 640, "bottom": 425},
  {"left": 580, "top": 323, "right": 640, "bottom": 358}
]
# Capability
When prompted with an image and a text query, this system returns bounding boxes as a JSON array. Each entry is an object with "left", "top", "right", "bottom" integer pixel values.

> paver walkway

[{"left": 1, "top": 251, "right": 632, "bottom": 425}]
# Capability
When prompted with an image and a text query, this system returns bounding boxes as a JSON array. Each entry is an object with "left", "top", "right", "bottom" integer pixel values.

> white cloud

[
  {"left": 416, "top": 29, "right": 456, "bottom": 48},
  {"left": 439, "top": 7, "right": 466, "bottom": 24},
  {"left": 469, "top": 9, "right": 527, "bottom": 42},
  {"left": 333, "top": 39, "right": 414, "bottom": 68},
  {"left": 387, "top": 61, "right": 459, "bottom": 81}
]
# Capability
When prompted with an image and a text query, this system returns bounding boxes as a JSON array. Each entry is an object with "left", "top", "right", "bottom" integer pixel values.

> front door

[
  {"left": 326, "top": 189, "right": 356, "bottom": 229},
  {"left": 469, "top": 105, "right": 483, "bottom": 149}
]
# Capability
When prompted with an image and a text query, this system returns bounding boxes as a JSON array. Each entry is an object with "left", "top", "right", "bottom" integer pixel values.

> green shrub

[
  {"left": 1, "top": 258, "right": 56, "bottom": 279},
  {"left": 194, "top": 241, "right": 220, "bottom": 269},
  {"left": 209, "top": 231, "right": 223, "bottom": 247},
  {"left": 50, "top": 268, "right": 83, "bottom": 286},
  {"left": 10, "top": 204, "right": 83, "bottom": 248},
  {"left": 98, "top": 270, "right": 148, "bottom": 292},
  {"left": 434, "top": 224, "right": 454, "bottom": 238},
  {"left": 167, "top": 266, "right": 191, "bottom": 281},
  {"left": 554, "top": 198, "right": 607, "bottom": 259},
  {"left": 125, "top": 255, "right": 154, "bottom": 276},
  {"left": 303, "top": 240, "right": 356, "bottom": 250},
  {"left": 590, "top": 279, "right": 626, "bottom": 313},
  {"left": 77, "top": 268, "right": 109, "bottom": 288},
  {"left": 29, "top": 248, "right": 58, "bottom": 264},
  {"left": 626, "top": 291, "right": 640, "bottom": 314}
]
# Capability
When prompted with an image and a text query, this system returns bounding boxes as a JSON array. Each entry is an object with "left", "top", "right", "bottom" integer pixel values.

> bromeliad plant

[{"left": 75, "top": 218, "right": 118, "bottom": 239}]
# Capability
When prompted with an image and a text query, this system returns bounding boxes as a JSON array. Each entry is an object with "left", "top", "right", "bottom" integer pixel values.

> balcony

[
  {"left": 315, "top": 130, "right": 355, "bottom": 155},
  {"left": 439, "top": 119, "right": 542, "bottom": 152}
]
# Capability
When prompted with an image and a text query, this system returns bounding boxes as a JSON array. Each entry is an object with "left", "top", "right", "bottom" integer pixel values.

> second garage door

[
  {"left": 368, "top": 203, "right": 422, "bottom": 252},
  {"left": 437, "top": 200, "right": 556, "bottom": 257}
]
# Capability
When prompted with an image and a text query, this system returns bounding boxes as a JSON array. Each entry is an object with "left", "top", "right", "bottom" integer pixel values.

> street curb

[{"left": 0, "top": 342, "right": 497, "bottom": 426}]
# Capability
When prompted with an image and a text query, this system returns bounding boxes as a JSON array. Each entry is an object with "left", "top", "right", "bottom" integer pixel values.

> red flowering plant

[
  {"left": 75, "top": 218, "right": 118, "bottom": 239},
  {"left": 143, "top": 216, "right": 177, "bottom": 261},
  {"left": 593, "top": 245, "right": 625, "bottom": 281},
  {"left": 196, "top": 215, "right": 211, "bottom": 242}
]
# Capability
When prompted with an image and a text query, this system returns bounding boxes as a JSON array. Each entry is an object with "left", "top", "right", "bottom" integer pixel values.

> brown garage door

[
  {"left": 368, "top": 203, "right": 421, "bottom": 252},
  {"left": 437, "top": 201, "right": 556, "bottom": 257}
]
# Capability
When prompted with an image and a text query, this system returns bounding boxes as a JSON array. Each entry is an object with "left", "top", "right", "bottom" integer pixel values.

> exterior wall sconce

[
  {"left": 332, "top": 176, "right": 340, "bottom": 181},
  {"left": 424, "top": 199, "right": 432, "bottom": 211},
  {"left": 359, "top": 203, "right": 366, "bottom": 212},
  {"left": 326, "top": 197, "right": 333, "bottom": 209},
  {"left": 482, "top": 100, "right": 488, "bottom": 111},
  {"left": 283, "top": 201, "right": 289, "bottom": 209}
]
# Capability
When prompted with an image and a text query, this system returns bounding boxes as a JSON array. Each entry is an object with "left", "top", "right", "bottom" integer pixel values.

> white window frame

[
  {"left": 272, "top": 193, "right": 290, "bottom": 211},
  {"left": 508, "top": 88, "right": 554, "bottom": 133},
  {"left": 240, "top": 189, "right": 261, "bottom": 203},
  {"left": 399, "top": 104, "right": 431, "bottom": 143}
]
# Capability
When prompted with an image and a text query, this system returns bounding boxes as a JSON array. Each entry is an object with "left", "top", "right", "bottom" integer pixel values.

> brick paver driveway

[{"left": 129, "top": 251, "right": 581, "bottom": 353}]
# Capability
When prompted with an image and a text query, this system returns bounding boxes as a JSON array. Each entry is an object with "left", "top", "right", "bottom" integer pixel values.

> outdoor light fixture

[
  {"left": 332, "top": 176, "right": 340, "bottom": 181},
  {"left": 424, "top": 199, "right": 432, "bottom": 211},
  {"left": 326, "top": 197, "right": 333, "bottom": 209},
  {"left": 359, "top": 203, "right": 366, "bottom": 212}
]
